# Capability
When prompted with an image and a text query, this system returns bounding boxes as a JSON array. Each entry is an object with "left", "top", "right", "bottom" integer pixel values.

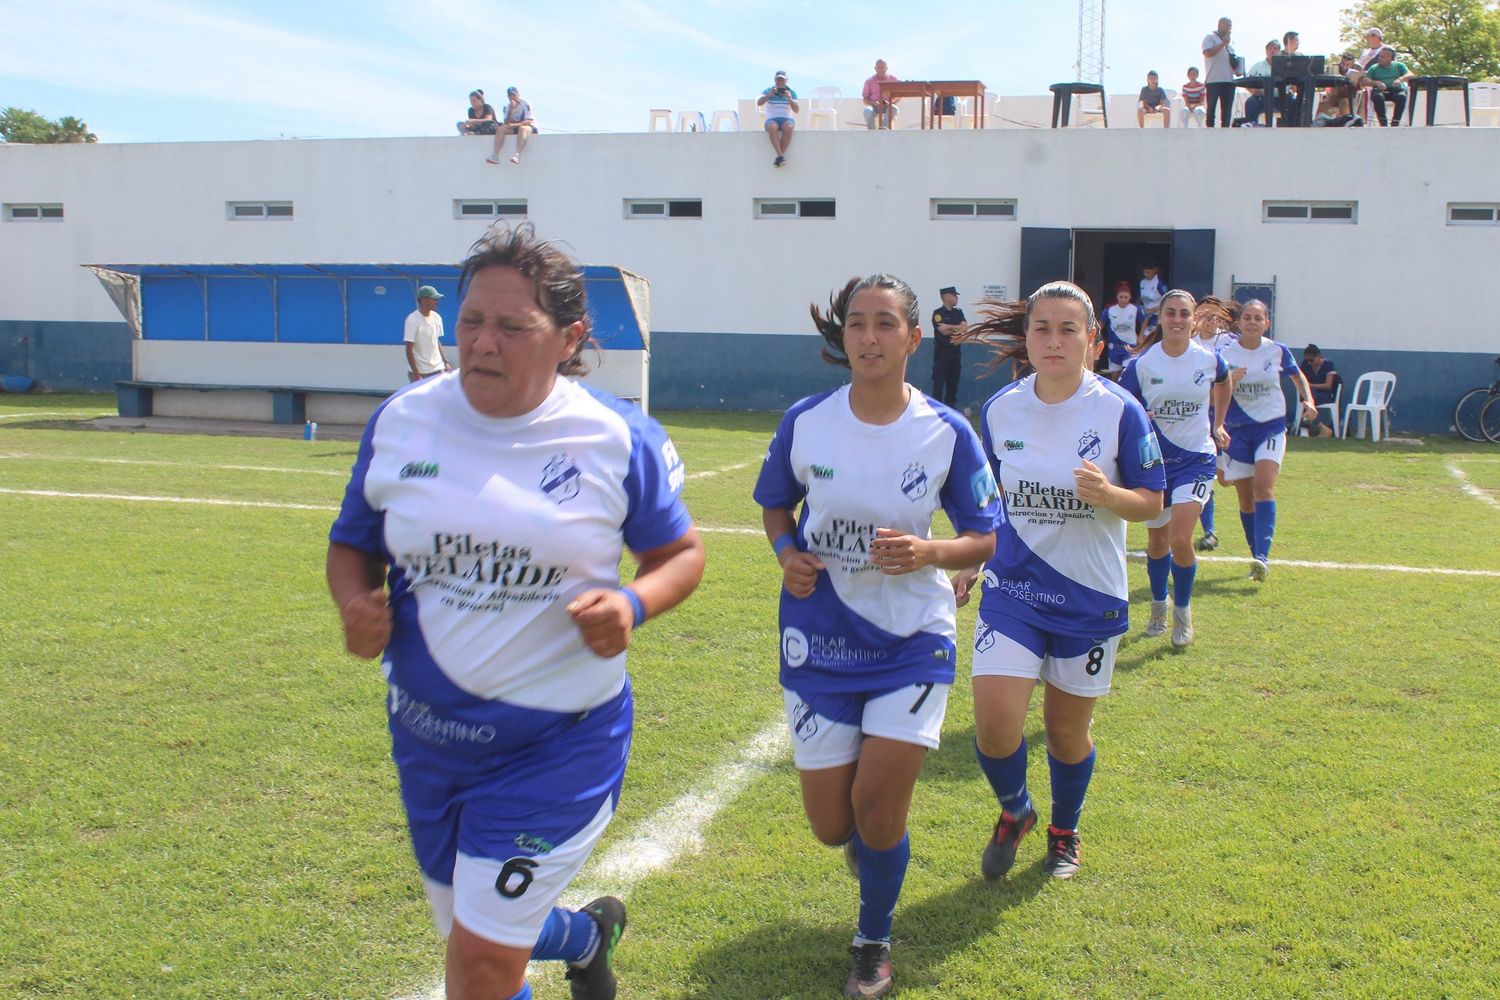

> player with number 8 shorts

[
  {"left": 1119, "top": 289, "right": 1231, "bottom": 648},
  {"left": 951, "top": 281, "right": 1165, "bottom": 881},
  {"left": 754, "top": 274, "right": 999, "bottom": 999}
]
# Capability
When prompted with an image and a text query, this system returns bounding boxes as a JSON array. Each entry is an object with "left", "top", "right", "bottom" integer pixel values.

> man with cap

[
  {"left": 931, "top": 286, "right": 968, "bottom": 407},
  {"left": 756, "top": 70, "right": 799, "bottom": 166},
  {"left": 404, "top": 285, "right": 451, "bottom": 381}
]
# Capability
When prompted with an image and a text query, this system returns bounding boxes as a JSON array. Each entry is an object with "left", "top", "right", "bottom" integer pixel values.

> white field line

[
  {"left": 686, "top": 461, "right": 750, "bottom": 480},
  {"left": 1446, "top": 462, "right": 1500, "bottom": 511},
  {"left": 396, "top": 723, "right": 788, "bottom": 1000},
  {"left": 0, "top": 452, "right": 345, "bottom": 476},
  {"left": 5, "top": 486, "right": 1495, "bottom": 577},
  {"left": 0, "top": 411, "right": 97, "bottom": 421}
]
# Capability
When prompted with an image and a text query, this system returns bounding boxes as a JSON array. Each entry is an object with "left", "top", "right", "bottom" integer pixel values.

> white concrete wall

[{"left": 2, "top": 125, "right": 1498, "bottom": 361}]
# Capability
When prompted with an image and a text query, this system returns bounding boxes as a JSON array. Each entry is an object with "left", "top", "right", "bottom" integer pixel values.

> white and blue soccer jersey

[
  {"left": 1139, "top": 276, "right": 1167, "bottom": 315},
  {"left": 753, "top": 386, "right": 1000, "bottom": 694},
  {"left": 1119, "top": 341, "right": 1228, "bottom": 483},
  {"left": 1103, "top": 304, "right": 1142, "bottom": 365},
  {"left": 329, "top": 374, "right": 693, "bottom": 728},
  {"left": 1221, "top": 338, "right": 1298, "bottom": 441},
  {"left": 978, "top": 373, "right": 1166, "bottom": 638}
]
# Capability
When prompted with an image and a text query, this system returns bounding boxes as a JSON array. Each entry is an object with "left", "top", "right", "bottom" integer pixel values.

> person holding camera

[{"left": 757, "top": 70, "right": 799, "bottom": 166}]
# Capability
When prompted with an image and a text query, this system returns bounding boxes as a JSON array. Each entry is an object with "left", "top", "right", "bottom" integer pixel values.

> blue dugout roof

[{"left": 85, "top": 263, "right": 649, "bottom": 351}]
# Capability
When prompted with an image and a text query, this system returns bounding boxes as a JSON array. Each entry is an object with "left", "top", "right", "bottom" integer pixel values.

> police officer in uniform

[{"left": 931, "top": 286, "right": 968, "bottom": 407}]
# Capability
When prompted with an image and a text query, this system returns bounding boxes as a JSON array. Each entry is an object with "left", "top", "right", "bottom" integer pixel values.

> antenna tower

[{"left": 1076, "top": 0, "right": 1105, "bottom": 83}]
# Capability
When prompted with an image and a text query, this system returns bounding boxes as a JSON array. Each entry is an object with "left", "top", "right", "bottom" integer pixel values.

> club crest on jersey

[
  {"left": 900, "top": 463, "right": 929, "bottom": 501},
  {"left": 1193, "top": 369, "right": 1209, "bottom": 385},
  {"left": 975, "top": 618, "right": 998, "bottom": 652},
  {"left": 540, "top": 452, "right": 581, "bottom": 504},
  {"left": 791, "top": 700, "right": 818, "bottom": 741},
  {"left": 1076, "top": 430, "right": 1103, "bottom": 462},
  {"left": 1263, "top": 359, "right": 1275, "bottom": 372}
]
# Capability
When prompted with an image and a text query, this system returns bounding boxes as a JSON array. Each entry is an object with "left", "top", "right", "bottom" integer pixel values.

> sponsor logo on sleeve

[
  {"left": 970, "top": 466, "right": 1000, "bottom": 508},
  {"left": 660, "top": 440, "right": 686, "bottom": 492},
  {"left": 1139, "top": 433, "right": 1164, "bottom": 469}
]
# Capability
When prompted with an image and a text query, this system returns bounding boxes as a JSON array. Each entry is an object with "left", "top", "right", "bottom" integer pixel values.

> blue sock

[
  {"left": 1146, "top": 554, "right": 1171, "bottom": 602},
  {"left": 1239, "top": 510, "right": 1255, "bottom": 551},
  {"left": 975, "top": 737, "right": 1032, "bottom": 818},
  {"left": 1048, "top": 747, "right": 1096, "bottom": 832},
  {"left": 854, "top": 830, "right": 910, "bottom": 943},
  {"left": 1253, "top": 500, "right": 1277, "bottom": 562},
  {"left": 504, "top": 985, "right": 532, "bottom": 1000},
  {"left": 1170, "top": 560, "right": 1197, "bottom": 608},
  {"left": 1200, "top": 493, "right": 1215, "bottom": 533},
  {"left": 530, "top": 906, "right": 598, "bottom": 963}
]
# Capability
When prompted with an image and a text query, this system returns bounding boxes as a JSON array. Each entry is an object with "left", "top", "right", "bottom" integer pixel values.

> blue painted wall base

[{"left": 0, "top": 320, "right": 132, "bottom": 392}]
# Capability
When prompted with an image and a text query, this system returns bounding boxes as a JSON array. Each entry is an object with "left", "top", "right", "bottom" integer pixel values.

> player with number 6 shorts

[
  {"left": 754, "top": 274, "right": 999, "bottom": 999},
  {"left": 1119, "top": 289, "right": 1231, "bottom": 648},
  {"left": 1218, "top": 299, "right": 1318, "bottom": 582},
  {"left": 952, "top": 281, "right": 1165, "bottom": 881}
]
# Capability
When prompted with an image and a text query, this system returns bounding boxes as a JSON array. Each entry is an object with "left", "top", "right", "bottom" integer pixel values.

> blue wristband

[
  {"left": 772, "top": 533, "right": 796, "bottom": 559},
  {"left": 620, "top": 587, "right": 646, "bottom": 628}
]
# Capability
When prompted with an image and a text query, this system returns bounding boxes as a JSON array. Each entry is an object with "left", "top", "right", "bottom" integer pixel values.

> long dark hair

[
  {"left": 1194, "top": 295, "right": 1239, "bottom": 340},
  {"left": 1135, "top": 288, "right": 1197, "bottom": 353},
  {"left": 810, "top": 273, "right": 920, "bottom": 368},
  {"left": 954, "top": 280, "right": 1100, "bottom": 375},
  {"left": 458, "top": 222, "right": 593, "bottom": 376}
]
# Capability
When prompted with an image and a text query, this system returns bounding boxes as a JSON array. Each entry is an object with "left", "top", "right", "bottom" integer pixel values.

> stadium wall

[{"left": 1, "top": 130, "right": 1494, "bottom": 431}]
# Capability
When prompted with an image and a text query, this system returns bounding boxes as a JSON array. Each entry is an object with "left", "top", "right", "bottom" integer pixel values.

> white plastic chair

[
  {"left": 709, "top": 110, "right": 740, "bottom": 132},
  {"left": 1471, "top": 82, "right": 1500, "bottom": 126},
  {"left": 678, "top": 111, "right": 707, "bottom": 132},
  {"left": 1140, "top": 88, "right": 1177, "bottom": 128},
  {"left": 648, "top": 109, "right": 673, "bottom": 132},
  {"left": 1342, "top": 372, "right": 1396, "bottom": 441},
  {"left": 1298, "top": 382, "right": 1342, "bottom": 436},
  {"left": 809, "top": 87, "right": 842, "bottom": 130}
]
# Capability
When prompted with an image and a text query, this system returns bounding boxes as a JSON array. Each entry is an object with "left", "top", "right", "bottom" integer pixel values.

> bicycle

[{"left": 1454, "top": 357, "right": 1500, "bottom": 442}]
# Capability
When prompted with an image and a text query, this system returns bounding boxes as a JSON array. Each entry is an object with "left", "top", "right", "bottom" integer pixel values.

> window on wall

[
  {"left": 931, "top": 199, "right": 1017, "bottom": 220},
  {"left": 755, "top": 198, "right": 836, "bottom": 219},
  {"left": 1448, "top": 203, "right": 1499, "bottom": 225},
  {"left": 454, "top": 199, "right": 528, "bottom": 220},
  {"left": 1262, "top": 201, "right": 1356, "bottom": 223},
  {"left": 625, "top": 199, "right": 703, "bottom": 219},
  {"left": 5, "top": 203, "right": 64, "bottom": 221},
  {"left": 227, "top": 201, "right": 294, "bottom": 220}
]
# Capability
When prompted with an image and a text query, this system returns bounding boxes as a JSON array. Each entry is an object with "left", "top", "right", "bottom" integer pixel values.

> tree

[
  {"left": 1341, "top": 0, "right": 1500, "bottom": 79},
  {"left": 0, "top": 107, "right": 98, "bottom": 143}
]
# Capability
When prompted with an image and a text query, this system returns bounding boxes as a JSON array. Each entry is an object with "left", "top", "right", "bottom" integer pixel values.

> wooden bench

[{"left": 116, "top": 380, "right": 391, "bottom": 424}]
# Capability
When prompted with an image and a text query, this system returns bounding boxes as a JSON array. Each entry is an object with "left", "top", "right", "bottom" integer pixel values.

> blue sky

[{"left": 4, "top": 1, "right": 1346, "bottom": 142}]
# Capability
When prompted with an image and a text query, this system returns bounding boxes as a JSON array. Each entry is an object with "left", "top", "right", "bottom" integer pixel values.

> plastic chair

[
  {"left": 1298, "top": 382, "right": 1342, "bottom": 436},
  {"left": 1140, "top": 88, "right": 1177, "bottom": 128},
  {"left": 709, "top": 110, "right": 740, "bottom": 132},
  {"left": 809, "top": 87, "right": 842, "bottom": 130},
  {"left": 1471, "top": 82, "right": 1500, "bottom": 126},
  {"left": 1342, "top": 371, "right": 1396, "bottom": 441},
  {"left": 648, "top": 109, "right": 673, "bottom": 132},
  {"left": 678, "top": 111, "right": 707, "bottom": 132}
]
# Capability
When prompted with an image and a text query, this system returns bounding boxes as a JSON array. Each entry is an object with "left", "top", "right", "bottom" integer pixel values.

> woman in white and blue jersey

[
  {"left": 1102, "top": 282, "right": 1143, "bottom": 375},
  {"left": 1119, "top": 290, "right": 1230, "bottom": 648},
  {"left": 327, "top": 225, "right": 705, "bottom": 1000},
  {"left": 754, "top": 274, "right": 999, "bottom": 1000},
  {"left": 1220, "top": 299, "right": 1318, "bottom": 580},
  {"left": 953, "top": 281, "right": 1165, "bottom": 881},
  {"left": 1190, "top": 295, "right": 1241, "bottom": 553}
]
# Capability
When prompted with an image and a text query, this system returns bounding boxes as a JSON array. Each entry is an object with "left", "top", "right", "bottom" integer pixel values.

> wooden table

[
  {"left": 873, "top": 81, "right": 933, "bottom": 129},
  {"left": 929, "top": 81, "right": 987, "bottom": 129}
]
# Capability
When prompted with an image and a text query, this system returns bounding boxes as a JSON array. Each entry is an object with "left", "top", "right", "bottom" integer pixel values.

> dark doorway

[{"left": 1071, "top": 229, "right": 1173, "bottom": 316}]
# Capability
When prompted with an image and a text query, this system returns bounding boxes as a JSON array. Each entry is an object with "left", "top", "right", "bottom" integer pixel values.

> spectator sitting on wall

[
  {"left": 1202, "top": 16, "right": 1241, "bottom": 128},
  {"left": 1299, "top": 344, "right": 1339, "bottom": 436},
  {"left": 757, "top": 70, "right": 799, "bottom": 167},
  {"left": 1138, "top": 71, "right": 1172, "bottom": 127},
  {"left": 457, "top": 90, "right": 497, "bottom": 136},
  {"left": 863, "top": 59, "right": 900, "bottom": 129},
  {"left": 1365, "top": 46, "right": 1414, "bottom": 126},
  {"left": 1180, "top": 67, "right": 1207, "bottom": 126},
  {"left": 486, "top": 87, "right": 535, "bottom": 164},
  {"left": 1245, "top": 39, "right": 1282, "bottom": 123}
]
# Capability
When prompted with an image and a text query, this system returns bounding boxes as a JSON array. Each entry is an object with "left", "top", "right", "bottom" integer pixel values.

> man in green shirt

[{"left": 1364, "top": 46, "right": 1414, "bottom": 126}]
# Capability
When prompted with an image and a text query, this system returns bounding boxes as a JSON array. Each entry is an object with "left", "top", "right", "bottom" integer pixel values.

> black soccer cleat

[
  {"left": 1042, "top": 825, "right": 1081, "bottom": 879},
  {"left": 981, "top": 804, "right": 1038, "bottom": 880},
  {"left": 565, "top": 896, "right": 627, "bottom": 1000},
  {"left": 843, "top": 941, "right": 893, "bottom": 998}
]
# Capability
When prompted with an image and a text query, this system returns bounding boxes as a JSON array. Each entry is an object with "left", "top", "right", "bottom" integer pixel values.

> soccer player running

[
  {"left": 1119, "top": 290, "right": 1231, "bottom": 648},
  {"left": 754, "top": 274, "right": 999, "bottom": 1000},
  {"left": 327, "top": 224, "right": 706, "bottom": 1000},
  {"left": 1102, "top": 281, "right": 1143, "bottom": 377},
  {"left": 952, "top": 281, "right": 1165, "bottom": 880},
  {"left": 1219, "top": 299, "right": 1318, "bottom": 580},
  {"left": 1191, "top": 296, "right": 1240, "bottom": 553}
]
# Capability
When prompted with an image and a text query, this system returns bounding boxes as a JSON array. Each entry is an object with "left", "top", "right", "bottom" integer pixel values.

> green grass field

[{"left": 2, "top": 393, "right": 1498, "bottom": 999}]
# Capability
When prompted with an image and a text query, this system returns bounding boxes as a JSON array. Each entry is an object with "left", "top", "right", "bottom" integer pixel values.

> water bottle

[{"left": 304, "top": 420, "right": 318, "bottom": 441}]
